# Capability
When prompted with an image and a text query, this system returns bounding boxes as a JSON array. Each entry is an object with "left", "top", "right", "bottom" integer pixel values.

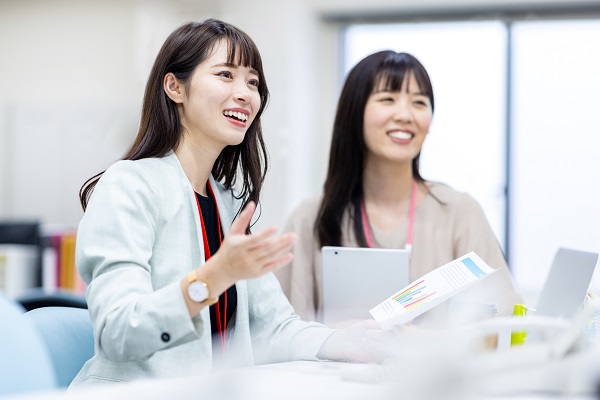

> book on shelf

[{"left": 41, "top": 229, "right": 85, "bottom": 294}]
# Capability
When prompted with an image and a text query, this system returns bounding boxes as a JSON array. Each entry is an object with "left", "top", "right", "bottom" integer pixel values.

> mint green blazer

[{"left": 70, "top": 152, "right": 332, "bottom": 387}]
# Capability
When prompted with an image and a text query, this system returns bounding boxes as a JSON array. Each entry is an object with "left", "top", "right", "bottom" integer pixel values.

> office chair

[
  {"left": 0, "top": 293, "right": 57, "bottom": 395},
  {"left": 24, "top": 306, "right": 95, "bottom": 387},
  {"left": 16, "top": 287, "right": 87, "bottom": 311}
]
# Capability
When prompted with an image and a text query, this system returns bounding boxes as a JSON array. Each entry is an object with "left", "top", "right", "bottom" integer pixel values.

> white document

[{"left": 370, "top": 251, "right": 497, "bottom": 329}]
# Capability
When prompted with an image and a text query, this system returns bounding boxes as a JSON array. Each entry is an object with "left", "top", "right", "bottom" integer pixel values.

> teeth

[
  {"left": 223, "top": 110, "right": 248, "bottom": 122},
  {"left": 389, "top": 131, "right": 412, "bottom": 140}
]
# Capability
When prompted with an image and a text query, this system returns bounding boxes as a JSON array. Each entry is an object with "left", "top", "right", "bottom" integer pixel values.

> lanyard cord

[
  {"left": 360, "top": 179, "right": 418, "bottom": 254},
  {"left": 194, "top": 182, "right": 227, "bottom": 353}
]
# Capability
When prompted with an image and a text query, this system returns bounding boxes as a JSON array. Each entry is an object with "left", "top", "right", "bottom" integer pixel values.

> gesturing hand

[{"left": 213, "top": 201, "right": 296, "bottom": 283}]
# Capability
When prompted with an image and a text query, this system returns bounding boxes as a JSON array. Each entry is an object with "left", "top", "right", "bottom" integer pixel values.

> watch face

[{"left": 188, "top": 281, "right": 208, "bottom": 302}]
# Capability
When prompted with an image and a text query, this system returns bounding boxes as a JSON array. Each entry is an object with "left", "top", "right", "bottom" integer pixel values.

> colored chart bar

[
  {"left": 393, "top": 280, "right": 424, "bottom": 302},
  {"left": 393, "top": 279, "right": 437, "bottom": 309},
  {"left": 461, "top": 257, "right": 486, "bottom": 278}
]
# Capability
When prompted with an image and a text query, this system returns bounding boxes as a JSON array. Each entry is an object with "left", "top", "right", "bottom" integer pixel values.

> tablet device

[{"left": 321, "top": 246, "right": 410, "bottom": 326}]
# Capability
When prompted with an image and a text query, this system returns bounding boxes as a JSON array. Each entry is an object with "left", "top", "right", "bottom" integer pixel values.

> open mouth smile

[
  {"left": 223, "top": 109, "right": 249, "bottom": 123},
  {"left": 388, "top": 130, "right": 413, "bottom": 140}
]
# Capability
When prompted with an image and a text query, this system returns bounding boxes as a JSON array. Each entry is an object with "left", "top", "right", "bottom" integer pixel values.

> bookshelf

[{"left": 0, "top": 222, "right": 85, "bottom": 300}]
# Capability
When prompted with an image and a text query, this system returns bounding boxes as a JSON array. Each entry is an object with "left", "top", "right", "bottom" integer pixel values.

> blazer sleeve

[
  {"left": 77, "top": 162, "right": 199, "bottom": 363},
  {"left": 247, "top": 272, "right": 333, "bottom": 364}
]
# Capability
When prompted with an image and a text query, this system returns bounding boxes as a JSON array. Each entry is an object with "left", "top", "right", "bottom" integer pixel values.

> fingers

[
  {"left": 339, "top": 320, "right": 393, "bottom": 364},
  {"left": 359, "top": 319, "right": 382, "bottom": 331},
  {"left": 392, "top": 325, "right": 404, "bottom": 335},
  {"left": 251, "top": 232, "right": 296, "bottom": 261},
  {"left": 219, "top": 209, "right": 297, "bottom": 280},
  {"left": 346, "top": 334, "right": 389, "bottom": 364},
  {"left": 244, "top": 225, "right": 279, "bottom": 247},
  {"left": 248, "top": 233, "right": 295, "bottom": 273},
  {"left": 262, "top": 253, "right": 294, "bottom": 273},
  {"left": 230, "top": 219, "right": 293, "bottom": 253},
  {"left": 343, "top": 335, "right": 379, "bottom": 364},
  {"left": 229, "top": 201, "right": 256, "bottom": 235},
  {"left": 228, "top": 205, "right": 280, "bottom": 247}
]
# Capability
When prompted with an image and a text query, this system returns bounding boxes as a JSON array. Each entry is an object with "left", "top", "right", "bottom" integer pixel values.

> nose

[
  {"left": 393, "top": 100, "right": 413, "bottom": 122},
  {"left": 233, "top": 79, "right": 252, "bottom": 104}
]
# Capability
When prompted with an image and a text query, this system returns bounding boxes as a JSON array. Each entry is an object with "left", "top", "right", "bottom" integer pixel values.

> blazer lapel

[{"left": 163, "top": 151, "right": 206, "bottom": 264}]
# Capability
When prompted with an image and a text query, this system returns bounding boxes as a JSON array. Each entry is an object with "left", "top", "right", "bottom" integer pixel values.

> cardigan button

[{"left": 161, "top": 332, "right": 171, "bottom": 343}]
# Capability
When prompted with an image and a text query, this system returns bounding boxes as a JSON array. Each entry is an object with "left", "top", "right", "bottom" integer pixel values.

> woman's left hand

[
  {"left": 317, "top": 319, "right": 400, "bottom": 363},
  {"left": 210, "top": 201, "right": 297, "bottom": 285}
]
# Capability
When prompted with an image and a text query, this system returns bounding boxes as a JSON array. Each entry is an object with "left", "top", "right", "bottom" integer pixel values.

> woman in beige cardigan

[{"left": 275, "top": 51, "right": 522, "bottom": 326}]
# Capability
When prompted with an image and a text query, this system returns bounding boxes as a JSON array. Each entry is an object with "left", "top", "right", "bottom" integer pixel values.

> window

[{"left": 510, "top": 19, "right": 600, "bottom": 294}]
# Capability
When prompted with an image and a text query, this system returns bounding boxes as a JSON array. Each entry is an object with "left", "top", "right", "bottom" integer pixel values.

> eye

[
  {"left": 413, "top": 97, "right": 430, "bottom": 107},
  {"left": 248, "top": 78, "right": 259, "bottom": 87},
  {"left": 217, "top": 71, "right": 233, "bottom": 79},
  {"left": 379, "top": 97, "right": 394, "bottom": 103}
]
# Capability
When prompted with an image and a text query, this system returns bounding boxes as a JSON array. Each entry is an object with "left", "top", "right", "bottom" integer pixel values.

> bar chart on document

[
  {"left": 370, "top": 252, "right": 496, "bottom": 329},
  {"left": 394, "top": 280, "right": 435, "bottom": 310}
]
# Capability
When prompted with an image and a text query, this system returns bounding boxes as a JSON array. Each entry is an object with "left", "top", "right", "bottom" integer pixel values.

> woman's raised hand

[{"left": 212, "top": 201, "right": 296, "bottom": 283}]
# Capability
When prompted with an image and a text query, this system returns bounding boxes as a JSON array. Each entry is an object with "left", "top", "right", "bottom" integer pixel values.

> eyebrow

[
  {"left": 373, "top": 89, "right": 428, "bottom": 97},
  {"left": 212, "top": 62, "right": 259, "bottom": 76}
]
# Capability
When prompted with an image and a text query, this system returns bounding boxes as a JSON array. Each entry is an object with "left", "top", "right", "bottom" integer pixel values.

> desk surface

[{"left": 4, "top": 360, "right": 598, "bottom": 400}]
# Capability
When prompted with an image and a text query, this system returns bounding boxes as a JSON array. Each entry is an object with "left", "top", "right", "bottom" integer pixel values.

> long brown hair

[
  {"left": 79, "top": 19, "right": 269, "bottom": 216},
  {"left": 316, "top": 51, "right": 434, "bottom": 248}
]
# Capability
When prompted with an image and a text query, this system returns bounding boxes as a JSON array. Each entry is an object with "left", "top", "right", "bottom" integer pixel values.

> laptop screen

[{"left": 535, "top": 247, "right": 598, "bottom": 319}]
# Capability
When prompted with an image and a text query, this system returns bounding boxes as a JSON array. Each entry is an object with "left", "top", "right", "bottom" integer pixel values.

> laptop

[
  {"left": 321, "top": 246, "right": 410, "bottom": 326},
  {"left": 534, "top": 247, "right": 598, "bottom": 319}
]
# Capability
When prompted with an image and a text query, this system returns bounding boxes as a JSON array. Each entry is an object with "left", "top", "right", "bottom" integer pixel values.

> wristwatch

[{"left": 186, "top": 271, "right": 218, "bottom": 305}]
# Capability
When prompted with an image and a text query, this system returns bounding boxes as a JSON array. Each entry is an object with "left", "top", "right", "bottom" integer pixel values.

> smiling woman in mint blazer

[{"left": 70, "top": 19, "right": 387, "bottom": 388}]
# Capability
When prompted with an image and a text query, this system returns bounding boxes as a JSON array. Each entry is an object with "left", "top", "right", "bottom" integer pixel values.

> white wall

[
  {"left": 1, "top": 0, "right": 596, "bottom": 235},
  {"left": 0, "top": 0, "right": 213, "bottom": 227}
]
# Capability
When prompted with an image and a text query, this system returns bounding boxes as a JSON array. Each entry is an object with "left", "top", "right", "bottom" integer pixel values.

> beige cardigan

[{"left": 275, "top": 182, "right": 522, "bottom": 325}]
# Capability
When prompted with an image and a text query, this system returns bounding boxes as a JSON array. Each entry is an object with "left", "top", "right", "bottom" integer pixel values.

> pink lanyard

[{"left": 360, "top": 179, "right": 417, "bottom": 254}]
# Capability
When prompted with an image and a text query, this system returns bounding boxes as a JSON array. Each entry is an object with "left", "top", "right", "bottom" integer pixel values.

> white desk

[
  {"left": 4, "top": 360, "right": 598, "bottom": 400},
  {"left": 7, "top": 312, "right": 600, "bottom": 400}
]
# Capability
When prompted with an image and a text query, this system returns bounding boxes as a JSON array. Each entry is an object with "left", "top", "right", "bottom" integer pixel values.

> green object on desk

[{"left": 510, "top": 304, "right": 527, "bottom": 346}]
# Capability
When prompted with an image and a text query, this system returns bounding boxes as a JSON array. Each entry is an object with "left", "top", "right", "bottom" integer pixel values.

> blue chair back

[
  {"left": 24, "top": 307, "right": 94, "bottom": 387},
  {"left": 16, "top": 287, "right": 87, "bottom": 311},
  {"left": 0, "top": 293, "right": 57, "bottom": 395}
]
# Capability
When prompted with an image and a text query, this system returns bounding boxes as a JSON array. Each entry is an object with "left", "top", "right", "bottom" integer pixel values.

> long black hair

[
  {"left": 316, "top": 51, "right": 434, "bottom": 248},
  {"left": 79, "top": 19, "right": 269, "bottom": 216}
]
